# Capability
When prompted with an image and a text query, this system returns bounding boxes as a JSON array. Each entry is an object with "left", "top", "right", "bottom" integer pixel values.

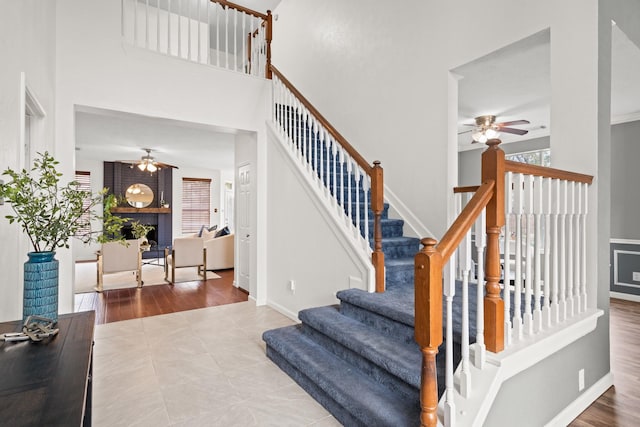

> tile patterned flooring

[{"left": 92, "top": 301, "right": 341, "bottom": 426}]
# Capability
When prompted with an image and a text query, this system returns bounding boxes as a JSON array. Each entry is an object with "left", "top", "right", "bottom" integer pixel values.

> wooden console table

[{"left": 0, "top": 311, "right": 95, "bottom": 426}]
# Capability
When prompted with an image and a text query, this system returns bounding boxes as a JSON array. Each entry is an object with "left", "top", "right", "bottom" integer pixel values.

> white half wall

[{"left": 265, "top": 127, "right": 370, "bottom": 319}]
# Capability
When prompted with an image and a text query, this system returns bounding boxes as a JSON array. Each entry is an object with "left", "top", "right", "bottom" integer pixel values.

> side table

[{"left": 0, "top": 311, "right": 95, "bottom": 426}]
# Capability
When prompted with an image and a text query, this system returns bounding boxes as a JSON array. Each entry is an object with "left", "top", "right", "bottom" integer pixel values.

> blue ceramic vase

[{"left": 23, "top": 251, "right": 59, "bottom": 322}]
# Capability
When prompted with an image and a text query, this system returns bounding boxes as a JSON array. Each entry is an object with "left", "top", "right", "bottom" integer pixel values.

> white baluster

[
  {"left": 543, "top": 177, "right": 552, "bottom": 328},
  {"left": 559, "top": 180, "right": 567, "bottom": 322},
  {"left": 215, "top": 4, "right": 219, "bottom": 67},
  {"left": 443, "top": 257, "right": 456, "bottom": 427},
  {"left": 347, "top": 158, "right": 353, "bottom": 228},
  {"left": 574, "top": 181, "right": 582, "bottom": 313},
  {"left": 581, "top": 183, "right": 588, "bottom": 312},
  {"left": 551, "top": 178, "right": 560, "bottom": 325},
  {"left": 241, "top": 12, "right": 246, "bottom": 72},
  {"left": 145, "top": 0, "right": 149, "bottom": 49},
  {"left": 473, "top": 209, "right": 486, "bottom": 368},
  {"left": 332, "top": 142, "right": 338, "bottom": 210},
  {"left": 362, "top": 172, "right": 370, "bottom": 249},
  {"left": 177, "top": 0, "right": 182, "bottom": 58},
  {"left": 156, "top": 0, "right": 160, "bottom": 52},
  {"left": 305, "top": 111, "right": 311, "bottom": 169},
  {"left": 504, "top": 172, "right": 513, "bottom": 346},
  {"left": 533, "top": 175, "right": 543, "bottom": 333},
  {"left": 206, "top": 0, "right": 210, "bottom": 63},
  {"left": 196, "top": 0, "right": 200, "bottom": 63},
  {"left": 567, "top": 181, "right": 575, "bottom": 317},
  {"left": 459, "top": 230, "right": 472, "bottom": 396},
  {"left": 339, "top": 148, "right": 345, "bottom": 210},
  {"left": 187, "top": 0, "right": 191, "bottom": 61},
  {"left": 224, "top": 6, "right": 229, "bottom": 69},
  {"left": 233, "top": 10, "right": 238, "bottom": 71},
  {"left": 354, "top": 166, "right": 361, "bottom": 239},
  {"left": 523, "top": 175, "right": 534, "bottom": 336},
  {"left": 513, "top": 174, "right": 524, "bottom": 341}
]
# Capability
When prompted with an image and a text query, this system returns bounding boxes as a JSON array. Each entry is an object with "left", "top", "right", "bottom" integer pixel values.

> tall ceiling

[{"left": 455, "top": 24, "right": 640, "bottom": 150}]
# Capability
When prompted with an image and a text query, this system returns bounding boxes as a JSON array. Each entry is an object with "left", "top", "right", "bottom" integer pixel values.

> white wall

[
  {"left": 266, "top": 129, "right": 371, "bottom": 319},
  {"left": 0, "top": 1, "right": 57, "bottom": 322},
  {"left": 54, "top": 0, "right": 270, "bottom": 314}
]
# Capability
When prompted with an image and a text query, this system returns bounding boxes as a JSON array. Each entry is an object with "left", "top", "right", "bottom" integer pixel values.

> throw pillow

[
  {"left": 201, "top": 228, "right": 217, "bottom": 240},
  {"left": 198, "top": 224, "right": 217, "bottom": 237},
  {"left": 214, "top": 226, "right": 230, "bottom": 238}
]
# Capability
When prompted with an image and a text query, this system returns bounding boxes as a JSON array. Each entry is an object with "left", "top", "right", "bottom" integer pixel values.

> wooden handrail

[
  {"left": 270, "top": 65, "right": 374, "bottom": 173},
  {"left": 210, "top": 0, "right": 268, "bottom": 20},
  {"left": 271, "top": 64, "right": 385, "bottom": 291},
  {"left": 438, "top": 180, "right": 494, "bottom": 261},
  {"left": 504, "top": 160, "right": 593, "bottom": 184},
  {"left": 453, "top": 185, "right": 480, "bottom": 194}
]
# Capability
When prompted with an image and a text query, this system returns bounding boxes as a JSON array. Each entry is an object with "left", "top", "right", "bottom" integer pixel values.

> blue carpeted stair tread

[
  {"left": 263, "top": 325, "right": 420, "bottom": 427},
  {"left": 337, "top": 287, "right": 415, "bottom": 327},
  {"left": 299, "top": 306, "right": 421, "bottom": 389}
]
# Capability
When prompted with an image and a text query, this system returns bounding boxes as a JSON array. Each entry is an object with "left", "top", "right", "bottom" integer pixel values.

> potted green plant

[{"left": 0, "top": 152, "right": 121, "bottom": 321}]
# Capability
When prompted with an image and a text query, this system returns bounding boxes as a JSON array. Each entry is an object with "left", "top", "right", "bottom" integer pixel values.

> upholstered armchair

[
  {"left": 96, "top": 239, "right": 142, "bottom": 292},
  {"left": 204, "top": 233, "right": 234, "bottom": 270},
  {"left": 164, "top": 237, "right": 207, "bottom": 284}
]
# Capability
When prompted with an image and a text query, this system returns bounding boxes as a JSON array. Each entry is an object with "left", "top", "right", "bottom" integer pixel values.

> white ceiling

[
  {"left": 75, "top": 108, "right": 237, "bottom": 171},
  {"left": 456, "top": 24, "right": 640, "bottom": 150}
]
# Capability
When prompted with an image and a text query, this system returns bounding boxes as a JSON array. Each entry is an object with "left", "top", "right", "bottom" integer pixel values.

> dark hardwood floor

[
  {"left": 571, "top": 298, "right": 640, "bottom": 427},
  {"left": 74, "top": 268, "right": 248, "bottom": 325}
]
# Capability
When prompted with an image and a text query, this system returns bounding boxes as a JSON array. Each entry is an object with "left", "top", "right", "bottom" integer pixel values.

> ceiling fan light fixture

[
  {"left": 485, "top": 128, "right": 500, "bottom": 139},
  {"left": 147, "top": 163, "right": 157, "bottom": 173},
  {"left": 137, "top": 162, "right": 146, "bottom": 171}
]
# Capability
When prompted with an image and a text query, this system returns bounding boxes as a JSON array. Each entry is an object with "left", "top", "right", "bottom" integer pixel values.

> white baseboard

[
  {"left": 610, "top": 291, "right": 640, "bottom": 302},
  {"left": 266, "top": 299, "right": 300, "bottom": 323},
  {"left": 544, "top": 372, "right": 613, "bottom": 427}
]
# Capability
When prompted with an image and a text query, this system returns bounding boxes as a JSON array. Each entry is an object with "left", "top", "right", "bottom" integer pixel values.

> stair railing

[
  {"left": 121, "top": 0, "right": 272, "bottom": 78},
  {"left": 270, "top": 65, "right": 386, "bottom": 292},
  {"left": 415, "top": 139, "right": 593, "bottom": 427}
]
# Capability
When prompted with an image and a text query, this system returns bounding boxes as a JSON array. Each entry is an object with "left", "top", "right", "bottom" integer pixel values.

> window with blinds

[
  {"left": 75, "top": 171, "right": 92, "bottom": 239},
  {"left": 182, "top": 177, "right": 211, "bottom": 234}
]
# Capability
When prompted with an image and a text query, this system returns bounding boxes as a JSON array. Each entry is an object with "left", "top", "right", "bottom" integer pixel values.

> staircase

[{"left": 263, "top": 112, "right": 431, "bottom": 425}]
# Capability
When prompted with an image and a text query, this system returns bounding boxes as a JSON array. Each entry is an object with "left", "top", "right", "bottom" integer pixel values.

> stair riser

[
  {"left": 374, "top": 240, "right": 420, "bottom": 259},
  {"left": 339, "top": 302, "right": 416, "bottom": 345},
  {"left": 364, "top": 222, "right": 404, "bottom": 239},
  {"left": 385, "top": 266, "right": 415, "bottom": 288},
  {"left": 301, "top": 325, "right": 420, "bottom": 397},
  {"left": 265, "top": 346, "right": 365, "bottom": 427}
]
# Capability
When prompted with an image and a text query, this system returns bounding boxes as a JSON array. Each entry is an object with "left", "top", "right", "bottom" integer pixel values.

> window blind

[
  {"left": 75, "top": 171, "right": 92, "bottom": 238},
  {"left": 182, "top": 177, "right": 211, "bottom": 234}
]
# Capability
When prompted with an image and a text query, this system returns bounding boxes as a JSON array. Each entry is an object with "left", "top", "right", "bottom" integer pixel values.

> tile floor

[{"left": 92, "top": 301, "right": 342, "bottom": 426}]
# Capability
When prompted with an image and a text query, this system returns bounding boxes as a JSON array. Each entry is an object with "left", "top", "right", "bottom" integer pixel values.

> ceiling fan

[
  {"left": 460, "top": 115, "right": 530, "bottom": 143},
  {"left": 117, "top": 148, "right": 178, "bottom": 173}
]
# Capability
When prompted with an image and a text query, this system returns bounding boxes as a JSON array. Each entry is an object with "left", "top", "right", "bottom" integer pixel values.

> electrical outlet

[
  {"left": 633, "top": 272, "right": 640, "bottom": 282},
  {"left": 289, "top": 280, "right": 295, "bottom": 294},
  {"left": 578, "top": 369, "right": 585, "bottom": 391}
]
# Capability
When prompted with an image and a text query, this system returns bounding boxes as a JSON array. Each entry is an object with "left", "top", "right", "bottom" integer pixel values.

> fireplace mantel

[{"left": 111, "top": 207, "right": 172, "bottom": 214}]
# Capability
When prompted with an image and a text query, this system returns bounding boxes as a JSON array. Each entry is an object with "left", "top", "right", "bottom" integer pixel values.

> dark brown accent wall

[{"left": 103, "top": 162, "right": 173, "bottom": 251}]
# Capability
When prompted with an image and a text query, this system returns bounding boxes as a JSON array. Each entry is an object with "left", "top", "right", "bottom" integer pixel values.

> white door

[{"left": 238, "top": 164, "right": 251, "bottom": 292}]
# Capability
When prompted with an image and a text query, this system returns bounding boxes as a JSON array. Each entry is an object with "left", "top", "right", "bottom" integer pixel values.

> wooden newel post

[
  {"left": 415, "top": 238, "right": 443, "bottom": 427},
  {"left": 371, "top": 161, "right": 385, "bottom": 292},
  {"left": 481, "top": 139, "right": 505, "bottom": 352},
  {"left": 265, "top": 10, "right": 273, "bottom": 79}
]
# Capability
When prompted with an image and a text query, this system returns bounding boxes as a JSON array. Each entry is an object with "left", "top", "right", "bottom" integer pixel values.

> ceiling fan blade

[
  {"left": 458, "top": 129, "right": 474, "bottom": 135},
  {"left": 496, "top": 120, "right": 530, "bottom": 127},
  {"left": 499, "top": 127, "right": 529, "bottom": 136},
  {"left": 463, "top": 123, "right": 476, "bottom": 126},
  {"left": 155, "top": 162, "right": 179, "bottom": 169},
  {"left": 114, "top": 160, "right": 138, "bottom": 164}
]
